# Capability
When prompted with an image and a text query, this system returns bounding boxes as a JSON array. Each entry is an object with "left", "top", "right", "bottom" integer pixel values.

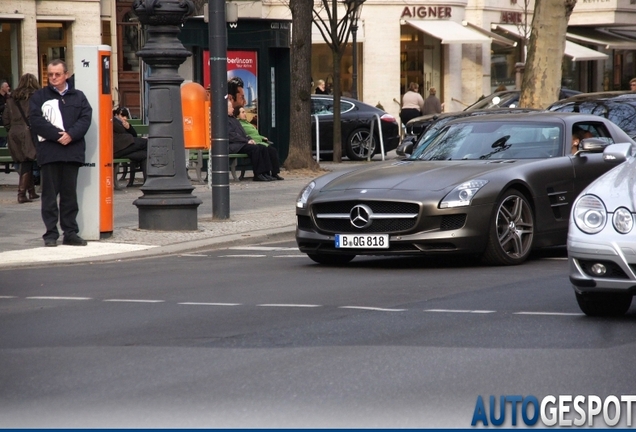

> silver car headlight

[
  {"left": 440, "top": 180, "right": 488, "bottom": 208},
  {"left": 612, "top": 207, "right": 634, "bottom": 234},
  {"left": 296, "top": 181, "right": 316, "bottom": 209},
  {"left": 573, "top": 195, "right": 607, "bottom": 234}
]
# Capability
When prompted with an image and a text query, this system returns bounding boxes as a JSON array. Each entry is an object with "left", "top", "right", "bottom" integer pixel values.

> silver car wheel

[
  {"left": 483, "top": 189, "right": 534, "bottom": 265},
  {"left": 347, "top": 128, "right": 376, "bottom": 161},
  {"left": 496, "top": 194, "right": 534, "bottom": 258}
]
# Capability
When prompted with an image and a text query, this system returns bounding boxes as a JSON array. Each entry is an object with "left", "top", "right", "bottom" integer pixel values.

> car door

[{"left": 570, "top": 122, "right": 618, "bottom": 197}]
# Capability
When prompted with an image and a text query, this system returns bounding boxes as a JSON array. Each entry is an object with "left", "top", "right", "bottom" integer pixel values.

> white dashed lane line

[
  {"left": 339, "top": 306, "right": 407, "bottom": 312},
  {"left": 258, "top": 304, "right": 322, "bottom": 308},
  {"left": 103, "top": 299, "right": 165, "bottom": 303},
  {"left": 26, "top": 296, "right": 92, "bottom": 301},
  {"left": 218, "top": 254, "right": 267, "bottom": 258},
  {"left": 178, "top": 302, "right": 242, "bottom": 306},
  {"left": 425, "top": 309, "right": 496, "bottom": 314},
  {"left": 3, "top": 297, "right": 581, "bottom": 316}
]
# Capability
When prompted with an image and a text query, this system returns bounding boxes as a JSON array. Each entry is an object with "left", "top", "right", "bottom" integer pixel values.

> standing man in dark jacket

[{"left": 29, "top": 59, "right": 92, "bottom": 247}]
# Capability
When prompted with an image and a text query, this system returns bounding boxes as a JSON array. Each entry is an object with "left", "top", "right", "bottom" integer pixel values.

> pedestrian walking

[
  {"left": 2, "top": 73, "right": 41, "bottom": 203},
  {"left": 422, "top": 87, "right": 442, "bottom": 115},
  {"left": 400, "top": 82, "right": 425, "bottom": 125},
  {"left": 29, "top": 59, "right": 92, "bottom": 247}
]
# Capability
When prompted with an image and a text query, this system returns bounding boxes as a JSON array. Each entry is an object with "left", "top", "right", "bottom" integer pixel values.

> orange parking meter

[{"left": 181, "top": 82, "right": 209, "bottom": 149}]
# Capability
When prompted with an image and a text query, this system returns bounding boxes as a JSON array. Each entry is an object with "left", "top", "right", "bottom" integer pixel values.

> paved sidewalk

[{"left": 0, "top": 158, "right": 385, "bottom": 269}]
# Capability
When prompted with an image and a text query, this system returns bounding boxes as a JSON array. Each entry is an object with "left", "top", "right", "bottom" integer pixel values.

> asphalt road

[{"left": 1, "top": 240, "right": 635, "bottom": 427}]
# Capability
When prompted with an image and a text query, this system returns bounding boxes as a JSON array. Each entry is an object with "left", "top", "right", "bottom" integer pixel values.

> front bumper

[
  {"left": 296, "top": 201, "right": 492, "bottom": 257},
  {"left": 568, "top": 227, "right": 636, "bottom": 294}
]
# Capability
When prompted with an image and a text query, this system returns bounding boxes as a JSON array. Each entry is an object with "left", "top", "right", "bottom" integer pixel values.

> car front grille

[{"left": 312, "top": 201, "right": 420, "bottom": 234}]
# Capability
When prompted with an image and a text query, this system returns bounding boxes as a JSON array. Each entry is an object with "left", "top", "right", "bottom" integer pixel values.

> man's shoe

[
  {"left": 253, "top": 174, "right": 272, "bottom": 182},
  {"left": 63, "top": 235, "right": 88, "bottom": 246},
  {"left": 44, "top": 239, "right": 57, "bottom": 247},
  {"left": 272, "top": 174, "right": 285, "bottom": 181}
]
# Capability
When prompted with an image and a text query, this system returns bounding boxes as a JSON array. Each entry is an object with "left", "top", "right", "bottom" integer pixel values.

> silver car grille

[{"left": 312, "top": 201, "right": 419, "bottom": 234}]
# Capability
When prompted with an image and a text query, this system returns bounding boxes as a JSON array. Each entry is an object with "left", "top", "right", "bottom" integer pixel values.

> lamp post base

[{"left": 134, "top": 193, "right": 202, "bottom": 231}]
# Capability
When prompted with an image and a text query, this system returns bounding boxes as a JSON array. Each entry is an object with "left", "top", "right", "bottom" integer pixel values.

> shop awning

[
  {"left": 462, "top": 21, "right": 517, "bottom": 47},
  {"left": 406, "top": 20, "right": 491, "bottom": 44},
  {"left": 566, "top": 28, "right": 636, "bottom": 50},
  {"left": 492, "top": 24, "right": 609, "bottom": 61}
]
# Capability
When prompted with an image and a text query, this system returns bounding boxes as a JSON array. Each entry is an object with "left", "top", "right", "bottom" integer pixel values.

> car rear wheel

[
  {"left": 575, "top": 292, "right": 632, "bottom": 317},
  {"left": 346, "top": 128, "right": 377, "bottom": 161},
  {"left": 307, "top": 253, "right": 355, "bottom": 266},
  {"left": 482, "top": 189, "right": 534, "bottom": 265}
]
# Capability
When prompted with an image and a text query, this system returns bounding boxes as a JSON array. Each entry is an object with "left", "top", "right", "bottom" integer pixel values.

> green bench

[
  {"left": 188, "top": 150, "right": 250, "bottom": 183},
  {"left": 0, "top": 146, "right": 16, "bottom": 173}
]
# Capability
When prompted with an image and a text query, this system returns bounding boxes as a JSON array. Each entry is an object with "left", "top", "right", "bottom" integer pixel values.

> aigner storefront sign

[{"left": 401, "top": 6, "right": 452, "bottom": 18}]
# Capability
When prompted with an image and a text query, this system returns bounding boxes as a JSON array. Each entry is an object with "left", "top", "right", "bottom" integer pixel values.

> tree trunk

[
  {"left": 519, "top": 0, "right": 577, "bottom": 109},
  {"left": 285, "top": 0, "right": 320, "bottom": 170}
]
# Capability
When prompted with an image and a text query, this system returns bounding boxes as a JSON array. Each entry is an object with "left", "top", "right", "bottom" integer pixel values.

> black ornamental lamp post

[
  {"left": 348, "top": 0, "right": 364, "bottom": 100},
  {"left": 132, "top": 0, "right": 202, "bottom": 230}
]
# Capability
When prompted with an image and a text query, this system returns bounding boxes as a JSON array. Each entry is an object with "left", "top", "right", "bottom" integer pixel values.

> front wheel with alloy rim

[
  {"left": 346, "top": 128, "right": 377, "bottom": 161},
  {"left": 575, "top": 292, "right": 633, "bottom": 317},
  {"left": 482, "top": 189, "right": 534, "bottom": 265},
  {"left": 307, "top": 253, "right": 355, "bottom": 266}
]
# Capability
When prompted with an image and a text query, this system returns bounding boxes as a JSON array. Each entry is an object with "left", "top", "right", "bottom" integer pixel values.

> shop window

[
  {"left": 400, "top": 24, "right": 441, "bottom": 96},
  {"left": 311, "top": 43, "right": 362, "bottom": 98},
  {"left": 0, "top": 21, "right": 22, "bottom": 88},
  {"left": 37, "top": 22, "right": 68, "bottom": 87},
  {"left": 490, "top": 48, "right": 517, "bottom": 91}
]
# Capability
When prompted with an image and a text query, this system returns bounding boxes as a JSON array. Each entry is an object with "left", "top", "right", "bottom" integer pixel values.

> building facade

[{"left": 2, "top": 0, "right": 636, "bottom": 122}]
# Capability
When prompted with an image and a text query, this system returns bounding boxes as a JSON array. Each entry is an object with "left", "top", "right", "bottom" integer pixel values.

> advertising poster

[{"left": 203, "top": 50, "right": 258, "bottom": 123}]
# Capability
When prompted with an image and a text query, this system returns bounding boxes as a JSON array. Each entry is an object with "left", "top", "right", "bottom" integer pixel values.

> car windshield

[
  {"left": 464, "top": 92, "right": 520, "bottom": 111},
  {"left": 408, "top": 121, "right": 563, "bottom": 161}
]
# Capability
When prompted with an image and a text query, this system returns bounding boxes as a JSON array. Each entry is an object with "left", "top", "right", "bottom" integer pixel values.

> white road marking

[
  {"left": 178, "top": 302, "right": 241, "bottom": 306},
  {"left": 258, "top": 304, "right": 322, "bottom": 308},
  {"left": 273, "top": 255, "right": 308, "bottom": 258},
  {"left": 103, "top": 299, "right": 165, "bottom": 303},
  {"left": 230, "top": 246, "right": 298, "bottom": 251},
  {"left": 179, "top": 254, "right": 208, "bottom": 257},
  {"left": 219, "top": 254, "right": 267, "bottom": 258},
  {"left": 4, "top": 295, "right": 587, "bottom": 317},
  {"left": 425, "top": 309, "right": 496, "bottom": 314},
  {"left": 339, "top": 306, "right": 406, "bottom": 312},
  {"left": 514, "top": 311, "right": 584, "bottom": 316},
  {"left": 26, "top": 296, "right": 92, "bottom": 301}
]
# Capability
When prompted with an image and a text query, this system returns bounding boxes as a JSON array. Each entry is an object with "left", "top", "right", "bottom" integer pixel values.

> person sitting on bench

[
  {"left": 234, "top": 106, "right": 283, "bottom": 180},
  {"left": 113, "top": 107, "right": 147, "bottom": 184},
  {"left": 227, "top": 100, "right": 276, "bottom": 182}
]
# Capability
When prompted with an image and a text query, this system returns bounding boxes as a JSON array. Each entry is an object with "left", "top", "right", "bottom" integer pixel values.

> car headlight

[
  {"left": 296, "top": 181, "right": 316, "bottom": 209},
  {"left": 439, "top": 180, "right": 488, "bottom": 208},
  {"left": 573, "top": 195, "right": 607, "bottom": 234},
  {"left": 612, "top": 207, "right": 634, "bottom": 234}
]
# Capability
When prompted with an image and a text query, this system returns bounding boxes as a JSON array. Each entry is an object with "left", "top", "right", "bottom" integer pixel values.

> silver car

[{"left": 568, "top": 142, "right": 636, "bottom": 316}]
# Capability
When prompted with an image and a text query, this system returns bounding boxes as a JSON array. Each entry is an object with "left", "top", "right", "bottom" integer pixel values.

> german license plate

[{"left": 335, "top": 234, "right": 389, "bottom": 249}]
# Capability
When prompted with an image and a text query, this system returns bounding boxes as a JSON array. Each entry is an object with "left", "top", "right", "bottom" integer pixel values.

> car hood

[
  {"left": 579, "top": 156, "right": 636, "bottom": 211},
  {"left": 319, "top": 160, "right": 520, "bottom": 192}
]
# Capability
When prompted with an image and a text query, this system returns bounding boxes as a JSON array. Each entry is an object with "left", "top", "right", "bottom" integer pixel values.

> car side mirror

[
  {"left": 603, "top": 142, "right": 632, "bottom": 163},
  {"left": 579, "top": 138, "right": 611, "bottom": 154},
  {"left": 403, "top": 140, "right": 414, "bottom": 156}
]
